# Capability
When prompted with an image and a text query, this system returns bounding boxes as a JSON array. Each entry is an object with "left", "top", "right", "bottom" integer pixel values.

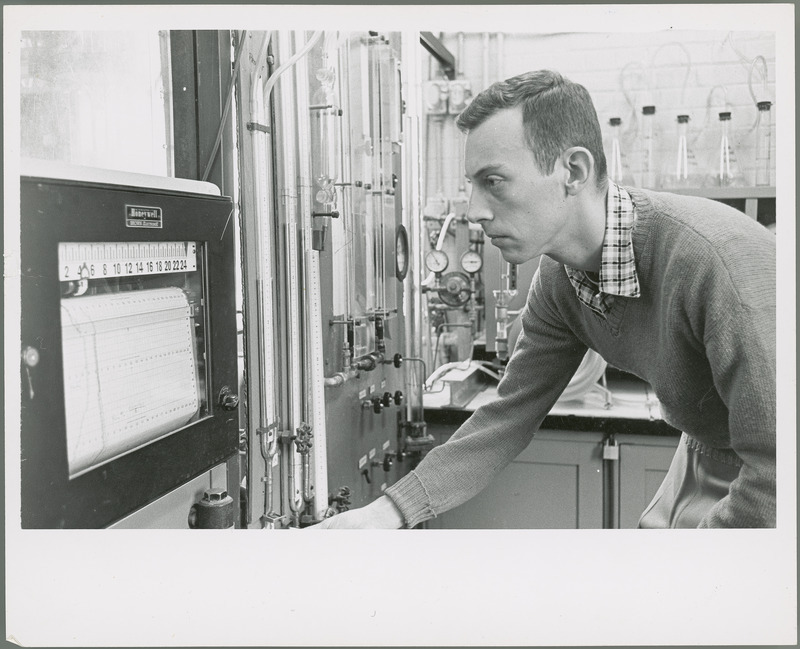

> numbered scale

[{"left": 59, "top": 241, "right": 198, "bottom": 281}]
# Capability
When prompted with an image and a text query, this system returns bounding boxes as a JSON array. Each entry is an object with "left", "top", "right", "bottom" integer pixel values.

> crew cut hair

[{"left": 456, "top": 70, "right": 608, "bottom": 186}]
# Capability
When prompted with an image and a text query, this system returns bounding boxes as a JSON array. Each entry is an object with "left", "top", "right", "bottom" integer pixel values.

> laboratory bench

[{"left": 421, "top": 367, "right": 681, "bottom": 529}]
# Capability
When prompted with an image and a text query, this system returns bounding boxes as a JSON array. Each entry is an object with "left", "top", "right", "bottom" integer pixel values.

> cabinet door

[
  {"left": 427, "top": 431, "right": 604, "bottom": 529},
  {"left": 618, "top": 436, "right": 680, "bottom": 528}
]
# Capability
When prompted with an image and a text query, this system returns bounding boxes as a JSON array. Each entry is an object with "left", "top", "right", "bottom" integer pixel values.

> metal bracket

[
  {"left": 419, "top": 32, "right": 456, "bottom": 80},
  {"left": 247, "top": 121, "right": 270, "bottom": 134}
]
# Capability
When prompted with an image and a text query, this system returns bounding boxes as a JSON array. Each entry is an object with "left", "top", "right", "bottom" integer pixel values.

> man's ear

[{"left": 562, "top": 147, "right": 594, "bottom": 195}]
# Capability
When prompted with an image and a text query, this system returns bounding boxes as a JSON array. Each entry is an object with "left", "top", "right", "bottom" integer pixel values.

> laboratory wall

[{"left": 428, "top": 30, "right": 776, "bottom": 199}]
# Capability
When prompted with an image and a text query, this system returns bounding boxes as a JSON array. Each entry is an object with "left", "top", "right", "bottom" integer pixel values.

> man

[{"left": 314, "top": 70, "right": 776, "bottom": 529}]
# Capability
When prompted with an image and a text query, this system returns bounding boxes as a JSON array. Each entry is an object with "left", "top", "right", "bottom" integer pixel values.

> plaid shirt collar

[{"left": 564, "top": 182, "right": 641, "bottom": 317}]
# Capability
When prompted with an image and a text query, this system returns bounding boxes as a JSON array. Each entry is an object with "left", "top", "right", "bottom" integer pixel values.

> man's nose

[{"left": 466, "top": 192, "right": 492, "bottom": 224}]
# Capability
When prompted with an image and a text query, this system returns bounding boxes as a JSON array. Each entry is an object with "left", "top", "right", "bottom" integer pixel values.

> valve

[
  {"left": 360, "top": 467, "right": 372, "bottom": 484},
  {"left": 383, "top": 352, "right": 403, "bottom": 368},
  {"left": 381, "top": 391, "right": 393, "bottom": 408},
  {"left": 362, "top": 396, "right": 384, "bottom": 414},
  {"left": 382, "top": 451, "right": 396, "bottom": 472},
  {"left": 394, "top": 390, "right": 404, "bottom": 406},
  {"left": 328, "top": 486, "right": 352, "bottom": 514}
]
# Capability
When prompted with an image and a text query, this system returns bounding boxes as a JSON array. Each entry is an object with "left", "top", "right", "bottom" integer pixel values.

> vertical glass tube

[{"left": 755, "top": 100, "right": 772, "bottom": 186}]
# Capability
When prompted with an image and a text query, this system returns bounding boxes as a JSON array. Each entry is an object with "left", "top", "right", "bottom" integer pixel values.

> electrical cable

[{"left": 201, "top": 29, "right": 248, "bottom": 182}]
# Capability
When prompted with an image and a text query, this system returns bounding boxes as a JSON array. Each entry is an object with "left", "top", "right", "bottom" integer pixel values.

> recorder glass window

[{"left": 58, "top": 241, "right": 208, "bottom": 478}]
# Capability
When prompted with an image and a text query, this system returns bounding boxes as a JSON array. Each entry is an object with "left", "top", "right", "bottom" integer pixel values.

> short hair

[{"left": 456, "top": 70, "right": 608, "bottom": 187}]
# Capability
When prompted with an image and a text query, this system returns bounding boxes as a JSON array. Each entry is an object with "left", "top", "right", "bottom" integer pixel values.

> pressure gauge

[
  {"left": 460, "top": 250, "right": 483, "bottom": 274},
  {"left": 424, "top": 249, "right": 449, "bottom": 274},
  {"left": 395, "top": 224, "right": 409, "bottom": 281}
]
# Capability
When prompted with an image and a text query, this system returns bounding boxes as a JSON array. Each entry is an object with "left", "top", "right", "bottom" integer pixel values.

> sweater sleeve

[
  {"left": 384, "top": 266, "right": 588, "bottom": 527},
  {"left": 696, "top": 237, "right": 776, "bottom": 528}
]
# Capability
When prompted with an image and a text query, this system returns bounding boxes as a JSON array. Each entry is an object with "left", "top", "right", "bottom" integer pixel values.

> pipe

[
  {"left": 482, "top": 33, "right": 490, "bottom": 88},
  {"left": 248, "top": 31, "right": 281, "bottom": 527},
  {"left": 496, "top": 32, "right": 505, "bottom": 81},
  {"left": 294, "top": 30, "right": 329, "bottom": 516},
  {"left": 401, "top": 31, "right": 426, "bottom": 426},
  {"left": 324, "top": 368, "right": 359, "bottom": 387},
  {"left": 275, "top": 32, "right": 304, "bottom": 522}
]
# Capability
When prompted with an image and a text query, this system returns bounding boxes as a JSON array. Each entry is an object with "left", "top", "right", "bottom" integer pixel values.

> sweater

[{"left": 385, "top": 188, "right": 776, "bottom": 528}]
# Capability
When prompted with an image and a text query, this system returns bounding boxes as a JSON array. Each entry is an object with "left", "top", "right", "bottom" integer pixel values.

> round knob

[
  {"left": 218, "top": 386, "right": 240, "bottom": 411},
  {"left": 381, "top": 391, "right": 393, "bottom": 408},
  {"left": 394, "top": 390, "right": 404, "bottom": 406},
  {"left": 371, "top": 396, "right": 383, "bottom": 414},
  {"left": 393, "top": 353, "right": 403, "bottom": 368},
  {"left": 21, "top": 346, "right": 40, "bottom": 367},
  {"left": 382, "top": 453, "right": 395, "bottom": 472}
]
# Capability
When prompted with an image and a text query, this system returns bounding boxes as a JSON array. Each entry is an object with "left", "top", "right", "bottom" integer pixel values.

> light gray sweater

[{"left": 385, "top": 188, "right": 776, "bottom": 528}]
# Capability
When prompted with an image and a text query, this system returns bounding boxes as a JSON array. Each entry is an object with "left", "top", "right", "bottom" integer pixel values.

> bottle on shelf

[
  {"left": 638, "top": 105, "right": 660, "bottom": 189},
  {"left": 607, "top": 117, "right": 634, "bottom": 186},
  {"left": 711, "top": 111, "right": 746, "bottom": 187},
  {"left": 661, "top": 114, "right": 701, "bottom": 189},
  {"left": 755, "top": 100, "right": 773, "bottom": 186}
]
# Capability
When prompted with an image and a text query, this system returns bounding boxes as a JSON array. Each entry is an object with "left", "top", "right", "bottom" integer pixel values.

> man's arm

[
  {"left": 310, "top": 495, "right": 404, "bottom": 529},
  {"left": 697, "top": 233, "right": 776, "bottom": 528}
]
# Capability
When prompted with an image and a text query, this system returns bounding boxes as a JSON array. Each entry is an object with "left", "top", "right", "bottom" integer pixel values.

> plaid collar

[{"left": 564, "top": 182, "right": 640, "bottom": 317}]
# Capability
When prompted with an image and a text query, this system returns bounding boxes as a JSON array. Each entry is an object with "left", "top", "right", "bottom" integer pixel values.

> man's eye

[{"left": 485, "top": 177, "right": 503, "bottom": 189}]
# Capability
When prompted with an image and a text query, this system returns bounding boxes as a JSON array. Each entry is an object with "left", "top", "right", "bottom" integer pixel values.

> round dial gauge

[
  {"left": 460, "top": 250, "right": 483, "bottom": 274},
  {"left": 424, "top": 249, "right": 449, "bottom": 273},
  {"left": 395, "top": 224, "right": 409, "bottom": 281}
]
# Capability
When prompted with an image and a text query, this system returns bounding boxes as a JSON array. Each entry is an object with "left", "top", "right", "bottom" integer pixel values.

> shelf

[{"left": 649, "top": 186, "right": 776, "bottom": 200}]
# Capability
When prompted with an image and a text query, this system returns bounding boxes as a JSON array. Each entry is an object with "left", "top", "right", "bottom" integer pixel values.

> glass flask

[
  {"left": 607, "top": 117, "right": 634, "bottom": 186},
  {"left": 713, "top": 111, "right": 745, "bottom": 187},
  {"left": 755, "top": 100, "right": 772, "bottom": 186},
  {"left": 662, "top": 114, "right": 701, "bottom": 189},
  {"left": 639, "top": 105, "right": 659, "bottom": 188}
]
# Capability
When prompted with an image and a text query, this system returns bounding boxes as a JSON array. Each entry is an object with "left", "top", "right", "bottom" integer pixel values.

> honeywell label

[{"left": 126, "top": 205, "right": 163, "bottom": 228}]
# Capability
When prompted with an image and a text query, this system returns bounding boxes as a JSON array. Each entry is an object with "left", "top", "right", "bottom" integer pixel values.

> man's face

[{"left": 464, "top": 107, "right": 566, "bottom": 265}]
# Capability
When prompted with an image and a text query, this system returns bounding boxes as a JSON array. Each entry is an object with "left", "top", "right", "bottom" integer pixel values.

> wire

[{"left": 201, "top": 30, "right": 248, "bottom": 182}]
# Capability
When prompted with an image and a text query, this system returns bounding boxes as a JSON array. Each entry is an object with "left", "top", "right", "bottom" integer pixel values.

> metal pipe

[
  {"left": 401, "top": 32, "right": 426, "bottom": 425},
  {"left": 276, "top": 32, "right": 304, "bottom": 521},
  {"left": 247, "top": 31, "right": 281, "bottom": 527}
]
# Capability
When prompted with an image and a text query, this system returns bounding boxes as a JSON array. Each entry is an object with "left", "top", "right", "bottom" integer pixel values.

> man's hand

[{"left": 309, "top": 495, "right": 404, "bottom": 529}]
